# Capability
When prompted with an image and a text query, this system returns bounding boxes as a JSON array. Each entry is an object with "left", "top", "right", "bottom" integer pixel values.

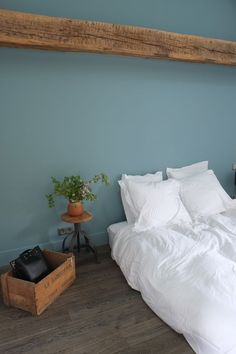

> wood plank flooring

[{"left": 0, "top": 246, "right": 194, "bottom": 354}]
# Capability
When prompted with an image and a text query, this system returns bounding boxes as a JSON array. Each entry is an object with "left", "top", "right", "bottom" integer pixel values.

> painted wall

[{"left": 0, "top": 0, "right": 236, "bottom": 265}]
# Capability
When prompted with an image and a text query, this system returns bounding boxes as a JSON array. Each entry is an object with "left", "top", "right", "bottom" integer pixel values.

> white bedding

[
  {"left": 107, "top": 221, "right": 128, "bottom": 248},
  {"left": 109, "top": 208, "right": 236, "bottom": 354}
]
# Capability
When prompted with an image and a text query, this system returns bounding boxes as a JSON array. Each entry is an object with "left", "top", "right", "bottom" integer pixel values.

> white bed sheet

[
  {"left": 107, "top": 221, "right": 128, "bottom": 248},
  {"left": 109, "top": 208, "right": 236, "bottom": 354}
]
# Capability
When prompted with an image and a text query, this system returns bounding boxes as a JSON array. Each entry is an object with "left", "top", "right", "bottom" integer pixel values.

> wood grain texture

[
  {"left": 0, "top": 9, "right": 236, "bottom": 65},
  {"left": 0, "top": 246, "right": 194, "bottom": 354},
  {"left": 61, "top": 211, "right": 93, "bottom": 224},
  {"left": 1, "top": 272, "right": 10, "bottom": 306},
  {"left": 1, "top": 250, "right": 76, "bottom": 316}
]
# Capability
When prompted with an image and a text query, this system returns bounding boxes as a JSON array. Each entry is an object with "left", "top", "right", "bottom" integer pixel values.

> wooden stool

[{"left": 61, "top": 212, "right": 99, "bottom": 263}]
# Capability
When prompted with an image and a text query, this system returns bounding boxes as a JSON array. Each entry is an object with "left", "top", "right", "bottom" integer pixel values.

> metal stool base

[{"left": 62, "top": 223, "right": 99, "bottom": 263}]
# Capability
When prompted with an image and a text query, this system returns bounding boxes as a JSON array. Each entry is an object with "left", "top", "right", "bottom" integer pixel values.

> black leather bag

[{"left": 10, "top": 246, "right": 51, "bottom": 283}]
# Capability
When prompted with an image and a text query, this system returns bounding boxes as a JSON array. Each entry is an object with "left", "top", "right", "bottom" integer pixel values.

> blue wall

[{"left": 0, "top": 1, "right": 236, "bottom": 265}]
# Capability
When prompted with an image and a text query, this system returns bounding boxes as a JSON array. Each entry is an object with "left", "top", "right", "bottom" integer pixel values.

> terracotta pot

[{"left": 67, "top": 201, "right": 84, "bottom": 217}]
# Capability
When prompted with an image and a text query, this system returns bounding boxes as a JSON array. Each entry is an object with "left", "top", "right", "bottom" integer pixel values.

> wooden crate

[{"left": 1, "top": 249, "right": 76, "bottom": 315}]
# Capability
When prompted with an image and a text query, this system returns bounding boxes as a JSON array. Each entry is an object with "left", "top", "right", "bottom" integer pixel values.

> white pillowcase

[
  {"left": 179, "top": 170, "right": 234, "bottom": 220},
  {"left": 118, "top": 171, "right": 163, "bottom": 224},
  {"left": 125, "top": 179, "right": 192, "bottom": 231},
  {"left": 166, "top": 161, "right": 208, "bottom": 180}
]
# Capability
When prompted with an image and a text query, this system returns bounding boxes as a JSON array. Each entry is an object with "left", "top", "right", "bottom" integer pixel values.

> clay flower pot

[{"left": 67, "top": 201, "right": 84, "bottom": 217}]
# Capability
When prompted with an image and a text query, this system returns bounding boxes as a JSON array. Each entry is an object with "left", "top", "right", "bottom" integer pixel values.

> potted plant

[{"left": 46, "top": 173, "right": 109, "bottom": 217}]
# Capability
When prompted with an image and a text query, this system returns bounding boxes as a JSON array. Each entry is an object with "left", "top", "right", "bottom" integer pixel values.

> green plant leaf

[{"left": 46, "top": 172, "right": 109, "bottom": 208}]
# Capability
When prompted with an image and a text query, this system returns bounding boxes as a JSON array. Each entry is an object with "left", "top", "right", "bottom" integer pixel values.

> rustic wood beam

[{"left": 0, "top": 9, "right": 236, "bottom": 66}]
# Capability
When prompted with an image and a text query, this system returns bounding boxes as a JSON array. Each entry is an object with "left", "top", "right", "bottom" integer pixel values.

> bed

[{"left": 108, "top": 162, "right": 236, "bottom": 354}]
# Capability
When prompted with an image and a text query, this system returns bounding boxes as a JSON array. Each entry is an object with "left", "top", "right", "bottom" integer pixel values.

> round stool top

[{"left": 61, "top": 211, "right": 93, "bottom": 224}]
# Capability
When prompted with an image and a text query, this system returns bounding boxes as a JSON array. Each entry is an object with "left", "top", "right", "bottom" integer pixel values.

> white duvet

[{"left": 111, "top": 209, "right": 236, "bottom": 354}]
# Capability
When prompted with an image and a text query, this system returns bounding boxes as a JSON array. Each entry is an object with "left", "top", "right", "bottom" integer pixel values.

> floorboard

[{"left": 0, "top": 246, "right": 194, "bottom": 354}]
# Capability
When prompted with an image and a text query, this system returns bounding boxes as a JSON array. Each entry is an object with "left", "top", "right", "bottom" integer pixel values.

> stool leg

[
  {"left": 80, "top": 230, "right": 90, "bottom": 253},
  {"left": 69, "top": 223, "right": 79, "bottom": 254},
  {"left": 68, "top": 224, "right": 99, "bottom": 264},
  {"left": 83, "top": 232, "right": 99, "bottom": 263},
  {"left": 77, "top": 224, "right": 81, "bottom": 253},
  {"left": 62, "top": 234, "right": 71, "bottom": 252}
]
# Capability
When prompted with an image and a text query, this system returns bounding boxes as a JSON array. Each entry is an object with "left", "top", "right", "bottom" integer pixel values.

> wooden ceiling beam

[{"left": 0, "top": 9, "right": 236, "bottom": 66}]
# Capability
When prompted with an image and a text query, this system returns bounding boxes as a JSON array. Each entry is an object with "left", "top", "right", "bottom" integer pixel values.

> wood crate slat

[
  {"left": 0, "top": 9, "right": 236, "bottom": 65},
  {"left": 35, "top": 256, "right": 76, "bottom": 315},
  {"left": 1, "top": 272, "right": 10, "bottom": 306}
]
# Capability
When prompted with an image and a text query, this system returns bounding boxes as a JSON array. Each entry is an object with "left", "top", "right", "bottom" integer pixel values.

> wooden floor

[{"left": 0, "top": 246, "right": 194, "bottom": 354}]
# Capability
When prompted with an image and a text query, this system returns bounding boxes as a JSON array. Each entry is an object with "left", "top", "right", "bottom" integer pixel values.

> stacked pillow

[
  {"left": 119, "top": 161, "right": 234, "bottom": 232},
  {"left": 125, "top": 178, "right": 191, "bottom": 231},
  {"left": 118, "top": 172, "right": 163, "bottom": 224},
  {"left": 119, "top": 171, "right": 191, "bottom": 231},
  {"left": 166, "top": 162, "right": 233, "bottom": 220},
  {"left": 166, "top": 161, "right": 208, "bottom": 180}
]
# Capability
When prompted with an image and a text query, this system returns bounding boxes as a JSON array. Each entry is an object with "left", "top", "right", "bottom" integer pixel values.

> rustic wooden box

[{"left": 1, "top": 249, "right": 76, "bottom": 316}]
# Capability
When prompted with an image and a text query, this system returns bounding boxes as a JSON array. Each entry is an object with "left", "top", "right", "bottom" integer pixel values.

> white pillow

[
  {"left": 125, "top": 179, "right": 191, "bottom": 231},
  {"left": 166, "top": 161, "right": 208, "bottom": 180},
  {"left": 118, "top": 171, "right": 163, "bottom": 224},
  {"left": 179, "top": 170, "right": 234, "bottom": 220}
]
